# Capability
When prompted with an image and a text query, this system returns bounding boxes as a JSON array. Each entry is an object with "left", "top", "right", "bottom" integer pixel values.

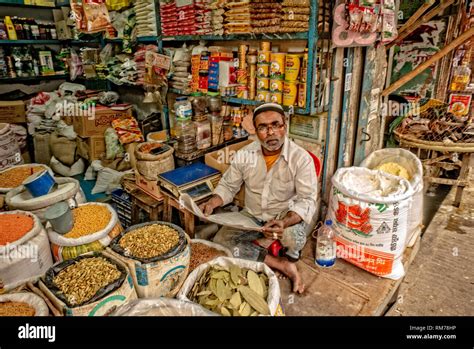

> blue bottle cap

[{"left": 325, "top": 219, "right": 333, "bottom": 226}]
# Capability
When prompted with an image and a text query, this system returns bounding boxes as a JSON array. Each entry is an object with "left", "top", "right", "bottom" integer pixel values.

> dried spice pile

[
  {"left": 188, "top": 265, "right": 270, "bottom": 316},
  {"left": 0, "top": 213, "right": 34, "bottom": 246},
  {"left": 53, "top": 257, "right": 122, "bottom": 306},
  {"left": 63, "top": 205, "right": 111, "bottom": 239},
  {"left": 0, "top": 166, "right": 43, "bottom": 188},
  {"left": 119, "top": 224, "right": 179, "bottom": 259},
  {"left": 0, "top": 301, "right": 36, "bottom": 316},
  {"left": 190, "top": 243, "right": 226, "bottom": 273}
]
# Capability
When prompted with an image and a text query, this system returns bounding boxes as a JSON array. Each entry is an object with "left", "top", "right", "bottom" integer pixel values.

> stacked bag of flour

[
  {"left": 209, "top": 0, "right": 225, "bottom": 35},
  {"left": 250, "top": 1, "right": 282, "bottom": 34},
  {"left": 224, "top": 1, "right": 251, "bottom": 34},
  {"left": 177, "top": 2, "right": 197, "bottom": 35},
  {"left": 134, "top": 0, "right": 158, "bottom": 37},
  {"left": 160, "top": 1, "right": 178, "bottom": 36},
  {"left": 195, "top": 0, "right": 213, "bottom": 35},
  {"left": 281, "top": 0, "right": 310, "bottom": 33},
  {"left": 169, "top": 44, "right": 192, "bottom": 93}
]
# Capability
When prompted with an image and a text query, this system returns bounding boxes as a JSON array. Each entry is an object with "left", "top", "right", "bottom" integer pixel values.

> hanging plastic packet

[
  {"left": 381, "top": 0, "right": 398, "bottom": 44},
  {"left": 347, "top": 4, "right": 362, "bottom": 32},
  {"left": 83, "top": 0, "right": 111, "bottom": 33},
  {"left": 111, "top": 116, "right": 144, "bottom": 144},
  {"left": 71, "top": 0, "right": 87, "bottom": 32},
  {"left": 69, "top": 47, "right": 84, "bottom": 80}
]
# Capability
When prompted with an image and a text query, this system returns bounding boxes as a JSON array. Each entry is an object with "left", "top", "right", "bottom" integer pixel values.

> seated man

[{"left": 199, "top": 103, "right": 318, "bottom": 294}]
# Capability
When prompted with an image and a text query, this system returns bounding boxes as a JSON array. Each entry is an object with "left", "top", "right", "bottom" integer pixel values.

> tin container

[
  {"left": 44, "top": 201, "right": 73, "bottom": 235},
  {"left": 256, "top": 90, "right": 271, "bottom": 103},
  {"left": 257, "top": 51, "right": 271, "bottom": 64},
  {"left": 22, "top": 169, "right": 57, "bottom": 198},
  {"left": 270, "top": 92, "right": 283, "bottom": 104},
  {"left": 257, "top": 77, "right": 270, "bottom": 90},
  {"left": 298, "top": 83, "right": 307, "bottom": 108},
  {"left": 257, "top": 63, "right": 270, "bottom": 77},
  {"left": 270, "top": 79, "right": 284, "bottom": 92},
  {"left": 283, "top": 81, "right": 298, "bottom": 107},
  {"left": 270, "top": 52, "right": 286, "bottom": 79},
  {"left": 260, "top": 41, "right": 271, "bottom": 51},
  {"left": 285, "top": 54, "right": 301, "bottom": 82}
]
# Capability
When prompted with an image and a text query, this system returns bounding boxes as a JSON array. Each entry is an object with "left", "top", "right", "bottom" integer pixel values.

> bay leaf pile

[{"left": 188, "top": 265, "right": 271, "bottom": 316}]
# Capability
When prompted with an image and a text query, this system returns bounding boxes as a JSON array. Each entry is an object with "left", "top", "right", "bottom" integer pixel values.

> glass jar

[
  {"left": 189, "top": 92, "right": 207, "bottom": 117},
  {"left": 207, "top": 92, "right": 222, "bottom": 112},
  {"left": 195, "top": 119, "right": 211, "bottom": 150},
  {"left": 223, "top": 121, "right": 233, "bottom": 141},
  {"left": 210, "top": 112, "right": 224, "bottom": 146},
  {"left": 175, "top": 117, "right": 196, "bottom": 154},
  {"left": 174, "top": 96, "right": 193, "bottom": 119}
]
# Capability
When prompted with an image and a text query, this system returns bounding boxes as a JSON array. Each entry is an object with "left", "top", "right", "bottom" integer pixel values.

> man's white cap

[{"left": 253, "top": 102, "right": 285, "bottom": 120}]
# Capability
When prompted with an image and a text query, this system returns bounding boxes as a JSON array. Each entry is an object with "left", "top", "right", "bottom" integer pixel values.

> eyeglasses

[{"left": 256, "top": 122, "right": 285, "bottom": 134}]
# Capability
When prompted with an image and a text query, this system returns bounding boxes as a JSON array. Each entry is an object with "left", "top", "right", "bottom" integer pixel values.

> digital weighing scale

[{"left": 158, "top": 162, "right": 221, "bottom": 201}]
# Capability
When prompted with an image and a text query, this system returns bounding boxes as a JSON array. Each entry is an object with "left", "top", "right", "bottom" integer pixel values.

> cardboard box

[
  {"left": 53, "top": 8, "right": 72, "bottom": 40},
  {"left": 77, "top": 136, "right": 106, "bottom": 161},
  {"left": 73, "top": 106, "right": 132, "bottom": 137},
  {"left": 0, "top": 101, "right": 26, "bottom": 123},
  {"left": 135, "top": 170, "right": 163, "bottom": 201},
  {"left": 205, "top": 139, "right": 253, "bottom": 207}
]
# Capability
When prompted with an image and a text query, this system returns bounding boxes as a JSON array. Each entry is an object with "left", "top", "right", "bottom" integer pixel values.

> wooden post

[
  {"left": 382, "top": 27, "right": 474, "bottom": 97},
  {"left": 321, "top": 47, "right": 344, "bottom": 201},
  {"left": 396, "top": 0, "right": 435, "bottom": 38},
  {"left": 386, "top": 0, "right": 455, "bottom": 49}
]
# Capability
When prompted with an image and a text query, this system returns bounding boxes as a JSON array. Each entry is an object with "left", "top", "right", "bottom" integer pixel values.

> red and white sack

[
  {"left": 360, "top": 148, "right": 423, "bottom": 247},
  {"left": 328, "top": 167, "right": 413, "bottom": 280}
]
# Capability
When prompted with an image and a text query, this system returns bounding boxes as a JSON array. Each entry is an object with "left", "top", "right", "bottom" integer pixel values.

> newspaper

[{"left": 179, "top": 194, "right": 264, "bottom": 232}]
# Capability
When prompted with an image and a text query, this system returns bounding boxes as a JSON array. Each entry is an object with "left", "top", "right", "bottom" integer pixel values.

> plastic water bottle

[{"left": 315, "top": 220, "right": 336, "bottom": 268}]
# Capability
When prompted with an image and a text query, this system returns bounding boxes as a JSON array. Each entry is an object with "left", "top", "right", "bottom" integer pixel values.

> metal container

[
  {"left": 22, "top": 169, "right": 57, "bottom": 198},
  {"left": 44, "top": 201, "right": 73, "bottom": 235}
]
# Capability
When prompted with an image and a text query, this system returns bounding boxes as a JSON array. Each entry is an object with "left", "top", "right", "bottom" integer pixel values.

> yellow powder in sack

[{"left": 375, "top": 162, "right": 410, "bottom": 180}]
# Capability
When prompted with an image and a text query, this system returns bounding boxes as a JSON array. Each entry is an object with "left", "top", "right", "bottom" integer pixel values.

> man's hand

[
  {"left": 262, "top": 219, "right": 285, "bottom": 240},
  {"left": 198, "top": 195, "right": 224, "bottom": 216}
]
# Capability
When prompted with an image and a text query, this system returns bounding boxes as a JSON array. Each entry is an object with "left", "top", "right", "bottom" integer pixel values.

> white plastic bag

[
  {"left": 113, "top": 298, "right": 216, "bottom": 316},
  {"left": 0, "top": 211, "right": 53, "bottom": 292},
  {"left": 177, "top": 256, "right": 284, "bottom": 316},
  {"left": 50, "top": 156, "right": 85, "bottom": 177},
  {"left": 360, "top": 148, "right": 423, "bottom": 246},
  {"left": 328, "top": 167, "right": 413, "bottom": 280},
  {"left": 90, "top": 160, "right": 132, "bottom": 194},
  {"left": 0, "top": 292, "right": 49, "bottom": 316}
]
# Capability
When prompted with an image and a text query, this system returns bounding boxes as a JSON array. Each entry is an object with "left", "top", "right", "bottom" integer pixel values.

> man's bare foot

[{"left": 264, "top": 255, "right": 305, "bottom": 294}]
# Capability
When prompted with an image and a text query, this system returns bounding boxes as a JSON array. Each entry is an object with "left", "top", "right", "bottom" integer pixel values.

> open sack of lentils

[
  {"left": 42, "top": 253, "right": 127, "bottom": 308},
  {"left": 109, "top": 222, "right": 187, "bottom": 263}
]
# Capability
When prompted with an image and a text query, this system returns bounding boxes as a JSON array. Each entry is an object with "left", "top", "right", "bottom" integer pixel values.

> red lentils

[{"left": 0, "top": 213, "right": 34, "bottom": 246}]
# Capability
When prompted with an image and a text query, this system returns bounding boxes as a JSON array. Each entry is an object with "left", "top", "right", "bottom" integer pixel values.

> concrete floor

[{"left": 387, "top": 187, "right": 474, "bottom": 316}]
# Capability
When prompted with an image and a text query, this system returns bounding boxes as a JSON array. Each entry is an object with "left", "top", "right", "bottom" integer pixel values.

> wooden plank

[
  {"left": 396, "top": 0, "right": 435, "bottom": 38},
  {"left": 386, "top": 0, "right": 456, "bottom": 49},
  {"left": 353, "top": 46, "right": 387, "bottom": 165},
  {"left": 278, "top": 233, "right": 421, "bottom": 316},
  {"left": 321, "top": 47, "right": 344, "bottom": 200},
  {"left": 382, "top": 27, "right": 474, "bottom": 97},
  {"left": 337, "top": 48, "right": 354, "bottom": 169}
]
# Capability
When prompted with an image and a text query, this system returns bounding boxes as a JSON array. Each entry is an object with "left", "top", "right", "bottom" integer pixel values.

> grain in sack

[
  {"left": 107, "top": 222, "right": 190, "bottom": 298},
  {"left": 0, "top": 211, "right": 53, "bottom": 293},
  {"left": 5, "top": 177, "right": 86, "bottom": 223},
  {"left": 48, "top": 203, "right": 122, "bottom": 262},
  {"left": 38, "top": 252, "right": 137, "bottom": 316},
  {"left": 328, "top": 167, "right": 413, "bottom": 280},
  {"left": 0, "top": 292, "right": 49, "bottom": 316}
]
